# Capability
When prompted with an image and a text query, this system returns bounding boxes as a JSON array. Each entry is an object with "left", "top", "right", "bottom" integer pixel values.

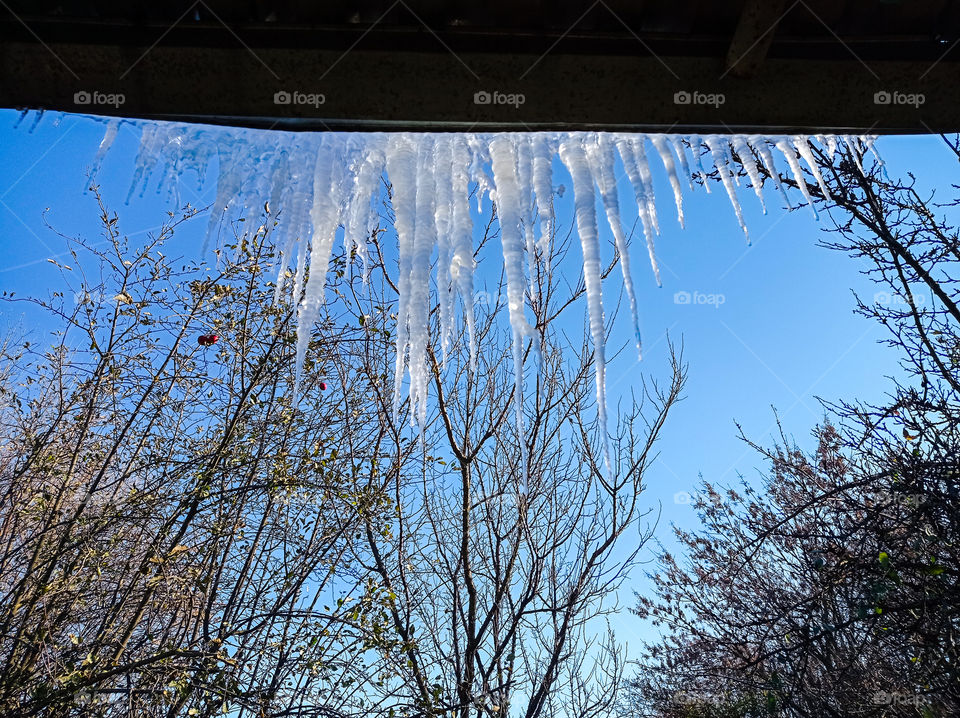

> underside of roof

[{"left": 1, "top": 0, "right": 958, "bottom": 132}]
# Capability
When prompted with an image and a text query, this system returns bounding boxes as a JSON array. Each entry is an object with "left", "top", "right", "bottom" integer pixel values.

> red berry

[{"left": 319, "top": 382, "right": 327, "bottom": 391}]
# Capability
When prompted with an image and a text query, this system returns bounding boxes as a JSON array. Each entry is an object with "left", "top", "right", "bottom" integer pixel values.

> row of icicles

[{"left": 85, "top": 117, "right": 881, "bottom": 488}]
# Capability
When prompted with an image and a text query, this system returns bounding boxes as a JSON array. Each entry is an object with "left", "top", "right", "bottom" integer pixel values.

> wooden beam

[{"left": 724, "top": 0, "right": 789, "bottom": 78}]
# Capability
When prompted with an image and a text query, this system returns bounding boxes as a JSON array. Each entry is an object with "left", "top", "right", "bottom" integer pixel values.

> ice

[
  {"left": 295, "top": 139, "right": 344, "bottom": 397},
  {"left": 775, "top": 137, "right": 819, "bottom": 219},
  {"left": 345, "top": 135, "right": 386, "bottom": 284},
  {"left": 386, "top": 134, "right": 419, "bottom": 421},
  {"left": 650, "top": 134, "right": 685, "bottom": 227},
  {"left": 82, "top": 118, "right": 869, "bottom": 474},
  {"left": 587, "top": 134, "right": 643, "bottom": 358},
  {"left": 615, "top": 135, "right": 662, "bottom": 287},
  {"left": 489, "top": 135, "right": 534, "bottom": 492},
  {"left": 449, "top": 136, "right": 478, "bottom": 375},
  {"left": 669, "top": 136, "right": 695, "bottom": 191},
  {"left": 559, "top": 136, "right": 613, "bottom": 473},
  {"left": 793, "top": 136, "right": 832, "bottom": 202},
  {"left": 730, "top": 135, "right": 766, "bottom": 214},
  {"left": 748, "top": 135, "right": 792, "bottom": 210},
  {"left": 433, "top": 136, "right": 456, "bottom": 365},
  {"left": 705, "top": 135, "right": 749, "bottom": 241},
  {"left": 532, "top": 134, "right": 556, "bottom": 276},
  {"left": 87, "top": 119, "right": 119, "bottom": 187}
]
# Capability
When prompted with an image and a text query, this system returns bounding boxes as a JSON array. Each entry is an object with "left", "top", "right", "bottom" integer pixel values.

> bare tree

[
  {"left": 0, "top": 194, "right": 404, "bottom": 717},
  {"left": 333, "top": 204, "right": 686, "bottom": 718},
  {"left": 627, "top": 135, "right": 960, "bottom": 718}
]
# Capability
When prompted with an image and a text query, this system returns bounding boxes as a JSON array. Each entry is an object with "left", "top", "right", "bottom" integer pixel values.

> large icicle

[
  {"left": 559, "top": 136, "right": 612, "bottom": 474},
  {"left": 408, "top": 137, "right": 438, "bottom": 433},
  {"left": 793, "top": 135, "right": 832, "bottom": 202},
  {"left": 345, "top": 136, "right": 386, "bottom": 284},
  {"left": 730, "top": 135, "right": 766, "bottom": 214},
  {"left": 433, "top": 135, "right": 457, "bottom": 366},
  {"left": 586, "top": 133, "right": 643, "bottom": 358},
  {"left": 650, "top": 134, "right": 685, "bottom": 227},
  {"left": 87, "top": 119, "right": 120, "bottom": 186},
  {"left": 449, "top": 136, "right": 479, "bottom": 375},
  {"left": 385, "top": 134, "right": 419, "bottom": 421},
  {"left": 615, "top": 135, "right": 662, "bottom": 287},
  {"left": 705, "top": 135, "right": 749, "bottom": 241},
  {"left": 294, "top": 138, "right": 343, "bottom": 396},
  {"left": 748, "top": 135, "right": 792, "bottom": 210},
  {"left": 489, "top": 135, "right": 534, "bottom": 492},
  {"left": 514, "top": 135, "right": 539, "bottom": 304},
  {"left": 775, "top": 137, "right": 819, "bottom": 219},
  {"left": 669, "top": 136, "right": 696, "bottom": 191}
]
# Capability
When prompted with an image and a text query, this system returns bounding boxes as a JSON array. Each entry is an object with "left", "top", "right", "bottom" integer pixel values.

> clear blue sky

[{"left": 1, "top": 110, "right": 953, "bottom": 655}]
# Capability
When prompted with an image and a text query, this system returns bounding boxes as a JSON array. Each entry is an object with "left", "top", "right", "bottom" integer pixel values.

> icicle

[
  {"left": 408, "top": 137, "right": 438, "bottom": 434},
  {"left": 775, "top": 137, "right": 819, "bottom": 219},
  {"left": 705, "top": 135, "right": 749, "bottom": 241},
  {"left": 586, "top": 133, "right": 643, "bottom": 359},
  {"left": 860, "top": 135, "right": 887, "bottom": 178},
  {"left": 748, "top": 135, "right": 792, "bottom": 210},
  {"left": 345, "top": 136, "right": 386, "bottom": 284},
  {"left": 434, "top": 136, "right": 456, "bottom": 366},
  {"left": 295, "top": 139, "right": 343, "bottom": 397},
  {"left": 125, "top": 123, "right": 158, "bottom": 204},
  {"left": 668, "top": 135, "right": 696, "bottom": 191},
  {"left": 633, "top": 137, "right": 660, "bottom": 236},
  {"left": 450, "top": 136, "right": 478, "bottom": 376},
  {"left": 687, "top": 134, "right": 712, "bottom": 193},
  {"left": 488, "top": 136, "right": 534, "bottom": 339},
  {"left": 558, "top": 136, "right": 612, "bottom": 475},
  {"left": 615, "top": 135, "right": 661, "bottom": 287},
  {"left": 730, "top": 135, "right": 766, "bottom": 214},
  {"left": 825, "top": 136, "right": 838, "bottom": 163},
  {"left": 467, "top": 136, "right": 494, "bottom": 212},
  {"left": 650, "top": 134, "right": 685, "bottom": 227},
  {"left": 514, "top": 135, "right": 539, "bottom": 304},
  {"left": 87, "top": 119, "right": 119, "bottom": 188},
  {"left": 489, "top": 135, "right": 534, "bottom": 492},
  {"left": 793, "top": 136, "right": 831, "bottom": 201},
  {"left": 28, "top": 109, "right": 44, "bottom": 133},
  {"left": 532, "top": 134, "right": 556, "bottom": 277},
  {"left": 385, "top": 134, "right": 419, "bottom": 422}
]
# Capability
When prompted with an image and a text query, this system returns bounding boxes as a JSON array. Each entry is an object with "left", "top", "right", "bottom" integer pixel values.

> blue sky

[{"left": 1, "top": 110, "right": 953, "bottom": 654}]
